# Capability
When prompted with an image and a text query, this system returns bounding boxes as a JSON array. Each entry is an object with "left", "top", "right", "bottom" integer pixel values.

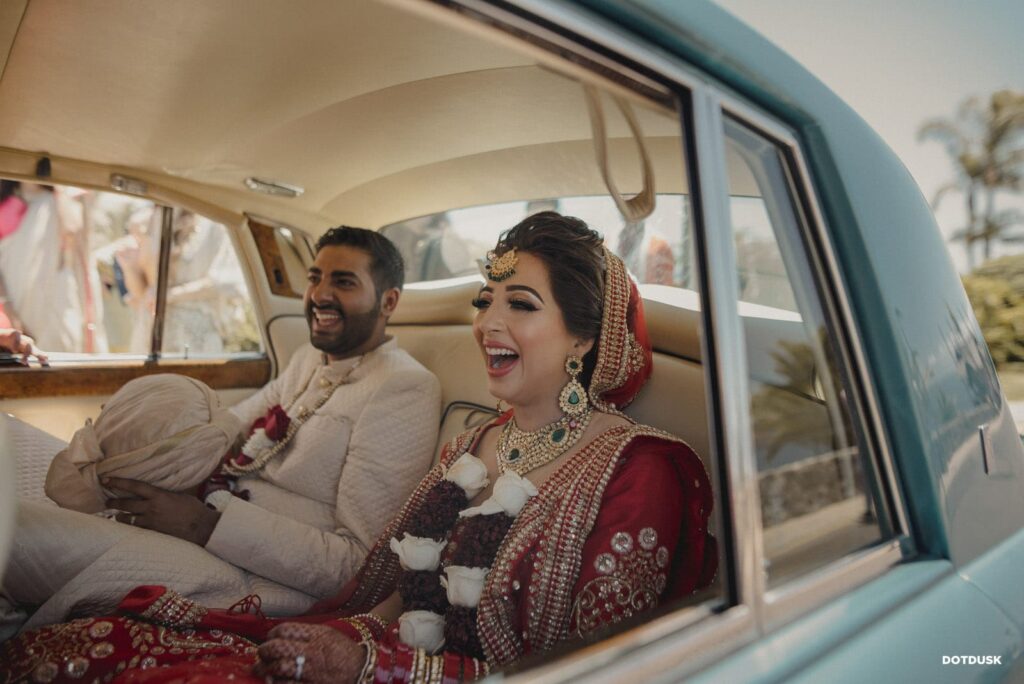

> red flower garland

[
  {"left": 252, "top": 405, "right": 290, "bottom": 441},
  {"left": 196, "top": 405, "right": 291, "bottom": 501}
]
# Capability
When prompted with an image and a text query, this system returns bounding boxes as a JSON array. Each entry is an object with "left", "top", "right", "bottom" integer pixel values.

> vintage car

[{"left": 1, "top": 0, "right": 1022, "bottom": 681}]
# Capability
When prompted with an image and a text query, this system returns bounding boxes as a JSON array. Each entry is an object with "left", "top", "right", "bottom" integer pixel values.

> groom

[{"left": 2, "top": 226, "right": 441, "bottom": 627}]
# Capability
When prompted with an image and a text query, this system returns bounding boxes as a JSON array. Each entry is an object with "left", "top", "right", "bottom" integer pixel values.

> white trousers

[{"left": 2, "top": 500, "right": 315, "bottom": 632}]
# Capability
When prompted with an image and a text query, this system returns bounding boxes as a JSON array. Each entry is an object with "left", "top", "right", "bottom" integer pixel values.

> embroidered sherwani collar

[{"left": 317, "top": 337, "right": 396, "bottom": 383}]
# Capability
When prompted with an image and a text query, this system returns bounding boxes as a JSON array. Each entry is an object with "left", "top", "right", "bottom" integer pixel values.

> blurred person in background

[
  {"left": 0, "top": 183, "right": 107, "bottom": 353},
  {"left": 0, "top": 180, "right": 27, "bottom": 329}
]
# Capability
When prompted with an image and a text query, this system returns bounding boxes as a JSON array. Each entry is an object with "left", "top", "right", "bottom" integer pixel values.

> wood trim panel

[
  {"left": 249, "top": 218, "right": 303, "bottom": 298},
  {"left": 0, "top": 357, "right": 271, "bottom": 399}
]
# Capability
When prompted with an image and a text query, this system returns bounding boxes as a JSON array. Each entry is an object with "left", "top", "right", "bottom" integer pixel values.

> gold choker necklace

[{"left": 496, "top": 408, "right": 593, "bottom": 476}]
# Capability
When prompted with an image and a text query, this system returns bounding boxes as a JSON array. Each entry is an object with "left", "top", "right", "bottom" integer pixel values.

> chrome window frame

[
  {"left": 714, "top": 97, "right": 912, "bottom": 629},
  {"left": 717, "top": 95, "right": 911, "bottom": 542},
  {"left": 406, "top": 0, "right": 912, "bottom": 680}
]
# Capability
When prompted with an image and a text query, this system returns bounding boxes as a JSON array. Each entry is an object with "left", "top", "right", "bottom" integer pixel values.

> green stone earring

[{"left": 558, "top": 354, "right": 589, "bottom": 416}]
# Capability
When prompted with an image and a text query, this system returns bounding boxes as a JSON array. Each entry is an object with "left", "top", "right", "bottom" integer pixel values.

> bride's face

[{"left": 472, "top": 251, "right": 592, "bottom": 413}]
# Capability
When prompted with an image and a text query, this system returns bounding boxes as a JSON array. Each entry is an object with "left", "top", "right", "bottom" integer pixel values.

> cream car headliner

[{"left": 0, "top": 0, "right": 756, "bottom": 234}]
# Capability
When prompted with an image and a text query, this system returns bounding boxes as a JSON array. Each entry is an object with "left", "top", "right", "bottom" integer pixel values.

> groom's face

[{"left": 304, "top": 245, "right": 382, "bottom": 360}]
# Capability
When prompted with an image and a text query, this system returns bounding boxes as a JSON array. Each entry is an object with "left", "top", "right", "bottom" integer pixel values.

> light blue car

[{"left": 0, "top": 1, "right": 1020, "bottom": 682}]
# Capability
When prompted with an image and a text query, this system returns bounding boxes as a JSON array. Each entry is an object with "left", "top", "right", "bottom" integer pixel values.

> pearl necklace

[
  {"left": 495, "top": 408, "right": 593, "bottom": 476},
  {"left": 222, "top": 354, "right": 364, "bottom": 475}
]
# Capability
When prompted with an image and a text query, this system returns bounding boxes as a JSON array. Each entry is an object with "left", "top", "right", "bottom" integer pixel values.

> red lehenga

[{"left": 0, "top": 246, "right": 718, "bottom": 683}]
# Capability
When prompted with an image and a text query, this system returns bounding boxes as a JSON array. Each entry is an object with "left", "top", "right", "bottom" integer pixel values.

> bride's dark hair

[{"left": 493, "top": 211, "right": 605, "bottom": 389}]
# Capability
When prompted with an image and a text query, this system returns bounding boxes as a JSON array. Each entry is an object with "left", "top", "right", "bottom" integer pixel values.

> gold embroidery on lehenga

[
  {"left": 588, "top": 249, "right": 633, "bottom": 411},
  {"left": 571, "top": 526, "right": 669, "bottom": 635},
  {"left": 477, "top": 424, "right": 685, "bottom": 667},
  {"left": 1, "top": 617, "right": 256, "bottom": 684},
  {"left": 139, "top": 589, "right": 208, "bottom": 626},
  {"left": 626, "top": 332, "right": 647, "bottom": 375}
]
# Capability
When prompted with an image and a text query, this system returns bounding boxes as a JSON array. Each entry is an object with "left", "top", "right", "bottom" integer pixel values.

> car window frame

[
  {"left": 246, "top": 214, "right": 316, "bottom": 300},
  {"left": 423, "top": 0, "right": 758, "bottom": 680},
  {"left": 428, "top": 0, "right": 916, "bottom": 681},
  {"left": 0, "top": 180, "right": 270, "bottom": 385},
  {"left": 713, "top": 98, "right": 912, "bottom": 628}
]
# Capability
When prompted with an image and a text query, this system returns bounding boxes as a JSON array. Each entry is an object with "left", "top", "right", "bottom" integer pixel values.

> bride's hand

[{"left": 255, "top": 622, "right": 367, "bottom": 683}]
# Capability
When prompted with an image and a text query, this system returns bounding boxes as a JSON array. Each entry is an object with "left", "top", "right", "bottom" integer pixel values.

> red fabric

[
  {"left": 119, "top": 656, "right": 260, "bottom": 683},
  {"left": 253, "top": 404, "right": 290, "bottom": 441},
  {"left": 0, "top": 195, "right": 26, "bottom": 238},
  {"left": 0, "top": 614, "right": 258, "bottom": 684},
  {"left": 572, "top": 436, "right": 714, "bottom": 611},
  {"left": 2, "top": 430, "right": 714, "bottom": 684},
  {"left": 369, "top": 638, "right": 484, "bottom": 683}
]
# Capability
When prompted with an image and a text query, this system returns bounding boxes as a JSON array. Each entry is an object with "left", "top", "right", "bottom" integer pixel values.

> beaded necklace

[{"left": 222, "top": 353, "right": 364, "bottom": 475}]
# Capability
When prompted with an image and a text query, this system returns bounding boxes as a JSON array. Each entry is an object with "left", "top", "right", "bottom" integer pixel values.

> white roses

[
  {"left": 398, "top": 611, "right": 445, "bottom": 652},
  {"left": 396, "top": 460, "right": 541, "bottom": 654},
  {"left": 389, "top": 534, "right": 447, "bottom": 572},
  {"left": 440, "top": 566, "right": 489, "bottom": 608},
  {"left": 460, "top": 471, "right": 538, "bottom": 518},
  {"left": 240, "top": 429, "right": 274, "bottom": 458},
  {"left": 443, "top": 453, "right": 490, "bottom": 499}
]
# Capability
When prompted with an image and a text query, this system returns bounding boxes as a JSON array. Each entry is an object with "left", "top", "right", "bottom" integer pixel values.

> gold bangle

[
  {"left": 358, "top": 612, "right": 389, "bottom": 637},
  {"left": 414, "top": 650, "right": 429, "bottom": 683},
  {"left": 358, "top": 642, "right": 377, "bottom": 684},
  {"left": 345, "top": 618, "right": 374, "bottom": 644},
  {"left": 429, "top": 654, "right": 444, "bottom": 683},
  {"left": 409, "top": 649, "right": 421, "bottom": 683}
]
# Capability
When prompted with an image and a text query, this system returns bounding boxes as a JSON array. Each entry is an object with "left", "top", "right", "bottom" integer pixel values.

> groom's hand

[{"left": 104, "top": 477, "right": 221, "bottom": 546}]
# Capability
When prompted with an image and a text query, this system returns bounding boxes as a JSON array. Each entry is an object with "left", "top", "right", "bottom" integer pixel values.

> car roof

[{"left": 0, "top": 0, "right": 697, "bottom": 230}]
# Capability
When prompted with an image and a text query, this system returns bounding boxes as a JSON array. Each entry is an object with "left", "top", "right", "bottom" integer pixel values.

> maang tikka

[{"left": 558, "top": 355, "right": 589, "bottom": 416}]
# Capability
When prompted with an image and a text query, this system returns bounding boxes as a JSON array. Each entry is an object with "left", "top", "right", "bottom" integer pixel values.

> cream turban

[{"left": 45, "top": 374, "right": 242, "bottom": 513}]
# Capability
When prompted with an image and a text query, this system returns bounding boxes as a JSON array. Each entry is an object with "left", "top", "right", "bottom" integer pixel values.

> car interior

[
  {"left": 1, "top": 0, "right": 724, "bottom": 481},
  {"left": 0, "top": 0, "right": 893, "bottom": 678}
]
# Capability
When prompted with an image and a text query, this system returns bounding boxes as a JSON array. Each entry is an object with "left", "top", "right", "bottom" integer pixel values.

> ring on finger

[
  {"left": 129, "top": 514, "right": 137, "bottom": 526},
  {"left": 295, "top": 654, "right": 305, "bottom": 680}
]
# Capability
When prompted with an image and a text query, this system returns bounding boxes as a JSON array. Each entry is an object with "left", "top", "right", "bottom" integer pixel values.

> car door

[{"left": 460, "top": 0, "right": 1024, "bottom": 680}]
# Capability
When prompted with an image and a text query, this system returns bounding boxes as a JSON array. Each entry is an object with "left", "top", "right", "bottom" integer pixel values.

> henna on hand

[{"left": 255, "top": 622, "right": 367, "bottom": 683}]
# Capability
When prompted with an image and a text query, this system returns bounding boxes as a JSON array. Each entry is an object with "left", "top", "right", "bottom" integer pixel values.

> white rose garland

[
  {"left": 239, "top": 428, "right": 275, "bottom": 459},
  {"left": 440, "top": 566, "right": 489, "bottom": 608},
  {"left": 461, "top": 471, "right": 538, "bottom": 518},
  {"left": 398, "top": 610, "right": 446, "bottom": 653},
  {"left": 397, "top": 462, "right": 540, "bottom": 654},
  {"left": 389, "top": 534, "right": 448, "bottom": 572},
  {"left": 443, "top": 453, "right": 490, "bottom": 499}
]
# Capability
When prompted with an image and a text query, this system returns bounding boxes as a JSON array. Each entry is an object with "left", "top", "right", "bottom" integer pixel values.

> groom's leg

[{"left": 1, "top": 500, "right": 133, "bottom": 605}]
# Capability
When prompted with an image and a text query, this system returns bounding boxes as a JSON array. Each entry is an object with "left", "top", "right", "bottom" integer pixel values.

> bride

[{"left": 1, "top": 212, "right": 715, "bottom": 683}]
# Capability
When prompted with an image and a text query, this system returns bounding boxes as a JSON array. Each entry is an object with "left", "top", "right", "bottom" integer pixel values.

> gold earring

[{"left": 558, "top": 355, "right": 588, "bottom": 416}]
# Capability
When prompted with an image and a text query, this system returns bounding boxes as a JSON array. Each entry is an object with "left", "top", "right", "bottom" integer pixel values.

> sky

[{"left": 713, "top": 0, "right": 1024, "bottom": 272}]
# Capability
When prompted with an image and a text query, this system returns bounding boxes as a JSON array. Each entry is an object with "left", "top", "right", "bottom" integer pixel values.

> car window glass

[
  {"left": 383, "top": 194, "right": 696, "bottom": 290},
  {"left": 0, "top": 180, "right": 155, "bottom": 356},
  {"left": 163, "top": 208, "right": 263, "bottom": 357},
  {"left": 722, "top": 117, "right": 891, "bottom": 587},
  {"left": 275, "top": 224, "right": 314, "bottom": 293}
]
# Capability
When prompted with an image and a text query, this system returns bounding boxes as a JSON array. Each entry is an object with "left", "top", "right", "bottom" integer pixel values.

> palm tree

[{"left": 918, "top": 90, "right": 1024, "bottom": 269}]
